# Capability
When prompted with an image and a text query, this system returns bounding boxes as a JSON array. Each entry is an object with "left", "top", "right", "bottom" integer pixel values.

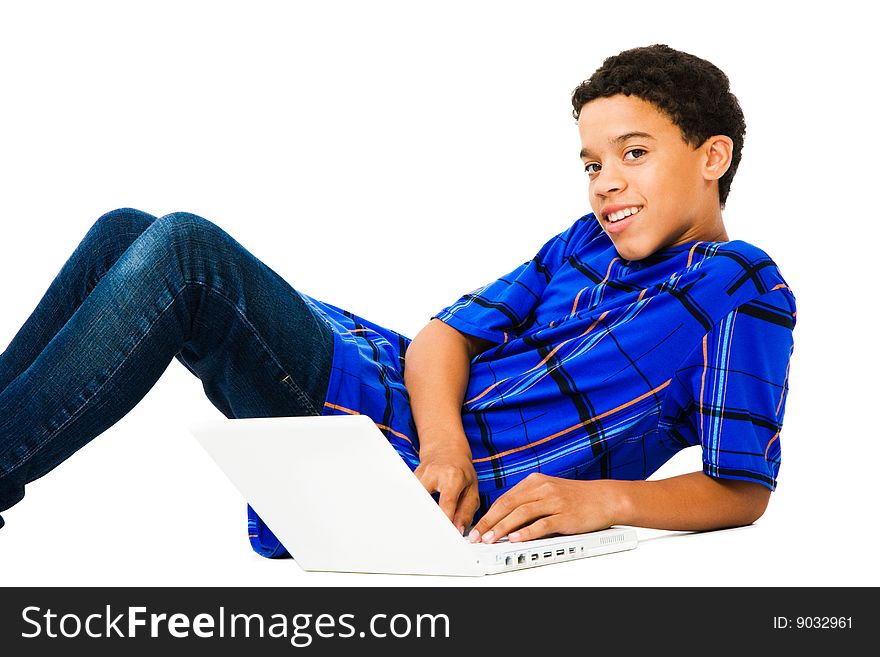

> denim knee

[
  {"left": 150, "top": 212, "right": 240, "bottom": 274},
  {"left": 153, "top": 211, "right": 230, "bottom": 250},
  {"left": 93, "top": 207, "right": 158, "bottom": 240},
  {"left": 69, "top": 208, "right": 160, "bottom": 293}
]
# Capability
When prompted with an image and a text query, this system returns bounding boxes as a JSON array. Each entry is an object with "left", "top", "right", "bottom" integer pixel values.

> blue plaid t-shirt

[{"left": 247, "top": 213, "right": 796, "bottom": 557}]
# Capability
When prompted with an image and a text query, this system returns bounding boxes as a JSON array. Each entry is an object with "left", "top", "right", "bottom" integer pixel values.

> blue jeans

[{"left": 0, "top": 208, "right": 334, "bottom": 519}]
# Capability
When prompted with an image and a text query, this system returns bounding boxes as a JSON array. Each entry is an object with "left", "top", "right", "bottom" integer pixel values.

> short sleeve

[
  {"left": 432, "top": 219, "right": 583, "bottom": 344},
  {"left": 660, "top": 287, "right": 796, "bottom": 490}
]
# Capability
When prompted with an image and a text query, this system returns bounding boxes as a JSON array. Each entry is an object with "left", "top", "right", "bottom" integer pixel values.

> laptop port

[
  {"left": 556, "top": 549, "right": 564, "bottom": 556},
  {"left": 543, "top": 551, "right": 552, "bottom": 559},
  {"left": 531, "top": 553, "right": 539, "bottom": 561},
  {"left": 505, "top": 556, "right": 513, "bottom": 566},
  {"left": 568, "top": 548, "right": 576, "bottom": 554},
  {"left": 517, "top": 554, "right": 526, "bottom": 564}
]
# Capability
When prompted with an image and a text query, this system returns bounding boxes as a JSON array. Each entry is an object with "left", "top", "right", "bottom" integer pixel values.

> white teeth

[{"left": 606, "top": 206, "right": 641, "bottom": 222}]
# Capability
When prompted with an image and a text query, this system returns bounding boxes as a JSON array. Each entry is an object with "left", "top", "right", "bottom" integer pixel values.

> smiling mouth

[{"left": 603, "top": 206, "right": 642, "bottom": 223}]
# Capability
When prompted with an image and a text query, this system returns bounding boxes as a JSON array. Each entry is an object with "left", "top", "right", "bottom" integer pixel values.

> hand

[
  {"left": 468, "top": 473, "right": 616, "bottom": 543},
  {"left": 413, "top": 444, "right": 480, "bottom": 535}
]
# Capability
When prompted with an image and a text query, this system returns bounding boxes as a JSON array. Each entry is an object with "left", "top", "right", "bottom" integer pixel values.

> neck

[
  {"left": 696, "top": 204, "right": 728, "bottom": 243},
  {"left": 706, "top": 223, "right": 729, "bottom": 242}
]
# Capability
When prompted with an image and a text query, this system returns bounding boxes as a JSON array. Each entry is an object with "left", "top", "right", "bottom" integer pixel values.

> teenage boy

[
  {"left": 403, "top": 44, "right": 797, "bottom": 545},
  {"left": 0, "top": 45, "right": 795, "bottom": 556}
]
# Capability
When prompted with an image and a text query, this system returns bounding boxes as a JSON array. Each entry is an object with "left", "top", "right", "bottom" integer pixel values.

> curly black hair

[{"left": 571, "top": 44, "right": 746, "bottom": 208}]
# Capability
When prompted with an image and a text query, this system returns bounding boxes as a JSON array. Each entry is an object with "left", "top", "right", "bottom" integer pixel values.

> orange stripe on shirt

[
  {"left": 465, "top": 311, "right": 611, "bottom": 405},
  {"left": 571, "top": 258, "right": 618, "bottom": 315},
  {"left": 322, "top": 402, "right": 413, "bottom": 444},
  {"left": 323, "top": 401, "right": 359, "bottom": 415},
  {"left": 686, "top": 241, "right": 704, "bottom": 268},
  {"left": 471, "top": 379, "right": 671, "bottom": 463},
  {"left": 770, "top": 283, "right": 797, "bottom": 318}
]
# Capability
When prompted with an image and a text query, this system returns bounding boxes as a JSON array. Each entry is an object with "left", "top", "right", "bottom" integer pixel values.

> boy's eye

[
  {"left": 583, "top": 162, "right": 600, "bottom": 175},
  {"left": 624, "top": 148, "right": 646, "bottom": 160}
]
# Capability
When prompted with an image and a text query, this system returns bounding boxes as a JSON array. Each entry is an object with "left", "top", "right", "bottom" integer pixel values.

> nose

[{"left": 592, "top": 163, "right": 626, "bottom": 198}]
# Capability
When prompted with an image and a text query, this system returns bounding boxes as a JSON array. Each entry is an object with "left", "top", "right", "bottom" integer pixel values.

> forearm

[
  {"left": 607, "top": 471, "right": 771, "bottom": 532},
  {"left": 403, "top": 319, "right": 474, "bottom": 454}
]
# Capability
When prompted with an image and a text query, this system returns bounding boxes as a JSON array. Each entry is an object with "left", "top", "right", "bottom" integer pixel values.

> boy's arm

[
  {"left": 468, "top": 471, "right": 771, "bottom": 543},
  {"left": 466, "top": 288, "right": 794, "bottom": 543},
  {"left": 611, "top": 472, "right": 771, "bottom": 530},
  {"left": 404, "top": 319, "right": 492, "bottom": 533}
]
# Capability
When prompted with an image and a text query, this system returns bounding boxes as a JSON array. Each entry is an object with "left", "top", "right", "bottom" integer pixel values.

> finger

[
  {"left": 469, "top": 487, "right": 528, "bottom": 541},
  {"left": 436, "top": 476, "right": 466, "bottom": 523},
  {"left": 481, "top": 501, "right": 549, "bottom": 544},
  {"left": 507, "top": 516, "right": 556, "bottom": 543},
  {"left": 452, "top": 483, "right": 480, "bottom": 534},
  {"left": 469, "top": 503, "right": 504, "bottom": 542}
]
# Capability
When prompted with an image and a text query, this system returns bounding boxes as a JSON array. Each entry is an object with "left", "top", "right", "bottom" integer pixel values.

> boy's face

[{"left": 577, "top": 94, "right": 727, "bottom": 261}]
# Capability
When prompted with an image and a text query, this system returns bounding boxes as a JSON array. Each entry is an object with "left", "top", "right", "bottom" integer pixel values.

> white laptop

[{"left": 189, "top": 414, "right": 638, "bottom": 576}]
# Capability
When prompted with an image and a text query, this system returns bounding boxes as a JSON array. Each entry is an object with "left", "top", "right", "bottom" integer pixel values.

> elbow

[
  {"left": 727, "top": 480, "right": 772, "bottom": 527},
  {"left": 708, "top": 478, "right": 772, "bottom": 529},
  {"left": 743, "top": 496, "right": 770, "bottom": 526}
]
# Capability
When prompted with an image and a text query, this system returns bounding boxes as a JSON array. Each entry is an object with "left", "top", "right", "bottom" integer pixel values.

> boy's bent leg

[
  {"left": 0, "top": 207, "right": 159, "bottom": 394},
  {"left": 0, "top": 211, "right": 333, "bottom": 513},
  {"left": 170, "top": 213, "right": 334, "bottom": 419}
]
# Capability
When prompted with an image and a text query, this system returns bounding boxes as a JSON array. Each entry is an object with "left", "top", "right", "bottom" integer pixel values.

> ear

[{"left": 701, "top": 135, "right": 734, "bottom": 181}]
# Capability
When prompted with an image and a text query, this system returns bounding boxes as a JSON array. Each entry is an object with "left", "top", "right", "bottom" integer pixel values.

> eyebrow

[{"left": 579, "top": 131, "right": 655, "bottom": 159}]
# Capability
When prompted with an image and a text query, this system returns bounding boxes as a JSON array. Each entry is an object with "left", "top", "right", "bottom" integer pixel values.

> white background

[{"left": 1, "top": 0, "right": 877, "bottom": 588}]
